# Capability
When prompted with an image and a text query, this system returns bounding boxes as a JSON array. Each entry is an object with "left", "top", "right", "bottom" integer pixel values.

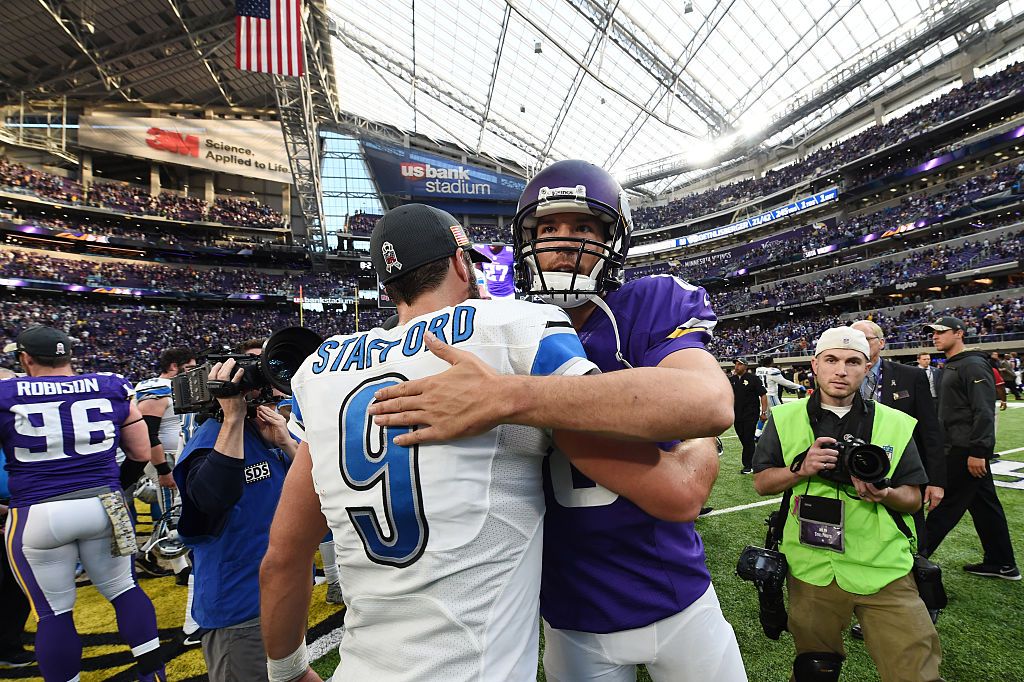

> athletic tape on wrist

[{"left": 267, "top": 641, "right": 309, "bottom": 682}]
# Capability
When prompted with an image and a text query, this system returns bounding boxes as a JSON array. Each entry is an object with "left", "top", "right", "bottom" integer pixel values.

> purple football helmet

[{"left": 512, "top": 159, "right": 633, "bottom": 307}]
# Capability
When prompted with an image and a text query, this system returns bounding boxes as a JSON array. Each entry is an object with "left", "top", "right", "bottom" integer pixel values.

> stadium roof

[
  {"left": 0, "top": 0, "right": 336, "bottom": 117},
  {"left": 326, "top": 0, "right": 1024, "bottom": 186}
]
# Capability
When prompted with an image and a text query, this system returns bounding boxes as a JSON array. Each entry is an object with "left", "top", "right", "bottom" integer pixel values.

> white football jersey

[
  {"left": 134, "top": 376, "right": 181, "bottom": 453},
  {"left": 755, "top": 365, "right": 802, "bottom": 405},
  {"left": 289, "top": 299, "right": 596, "bottom": 682}
]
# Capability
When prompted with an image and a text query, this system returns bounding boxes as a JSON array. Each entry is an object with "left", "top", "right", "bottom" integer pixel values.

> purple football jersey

[
  {"left": 476, "top": 245, "right": 516, "bottom": 298},
  {"left": 541, "top": 275, "right": 717, "bottom": 633},
  {"left": 0, "top": 373, "right": 134, "bottom": 507}
]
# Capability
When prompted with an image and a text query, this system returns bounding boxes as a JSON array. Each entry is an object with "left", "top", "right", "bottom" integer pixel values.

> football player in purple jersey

[
  {"left": 474, "top": 244, "right": 517, "bottom": 298},
  {"left": 0, "top": 326, "right": 166, "bottom": 681},
  {"left": 370, "top": 160, "right": 745, "bottom": 681}
]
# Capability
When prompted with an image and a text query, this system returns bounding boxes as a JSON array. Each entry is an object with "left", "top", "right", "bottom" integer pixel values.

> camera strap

[{"left": 885, "top": 507, "right": 918, "bottom": 554}]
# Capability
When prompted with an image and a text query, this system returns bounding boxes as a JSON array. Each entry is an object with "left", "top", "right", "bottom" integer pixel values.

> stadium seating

[
  {"left": 0, "top": 159, "right": 287, "bottom": 229},
  {"left": 0, "top": 296, "right": 390, "bottom": 380},
  {"left": 713, "top": 296, "right": 1024, "bottom": 360},
  {"left": 0, "top": 248, "right": 349, "bottom": 296},
  {"left": 636, "top": 162, "right": 1023, "bottom": 284},
  {"left": 712, "top": 230, "right": 1023, "bottom": 314},
  {"left": 633, "top": 61, "right": 1024, "bottom": 232}
]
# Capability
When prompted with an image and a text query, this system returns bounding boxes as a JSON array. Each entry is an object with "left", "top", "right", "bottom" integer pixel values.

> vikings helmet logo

[{"left": 382, "top": 241, "right": 402, "bottom": 273}]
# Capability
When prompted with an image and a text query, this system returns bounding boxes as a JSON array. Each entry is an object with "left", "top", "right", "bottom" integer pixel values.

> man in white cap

[{"left": 752, "top": 327, "right": 940, "bottom": 682}]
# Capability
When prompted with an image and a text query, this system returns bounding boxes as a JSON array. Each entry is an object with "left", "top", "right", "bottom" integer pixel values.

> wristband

[
  {"left": 154, "top": 462, "right": 173, "bottom": 476},
  {"left": 267, "top": 641, "right": 309, "bottom": 682}
]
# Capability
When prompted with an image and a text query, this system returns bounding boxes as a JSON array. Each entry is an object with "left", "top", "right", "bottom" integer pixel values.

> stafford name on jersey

[{"left": 311, "top": 305, "right": 477, "bottom": 374}]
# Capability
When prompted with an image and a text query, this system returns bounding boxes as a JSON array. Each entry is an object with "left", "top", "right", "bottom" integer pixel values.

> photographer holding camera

[
  {"left": 174, "top": 338, "right": 297, "bottom": 682},
  {"left": 751, "top": 327, "right": 941, "bottom": 682}
]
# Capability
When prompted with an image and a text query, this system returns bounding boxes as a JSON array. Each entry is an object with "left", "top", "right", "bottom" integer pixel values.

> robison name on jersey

[{"left": 288, "top": 298, "right": 596, "bottom": 682}]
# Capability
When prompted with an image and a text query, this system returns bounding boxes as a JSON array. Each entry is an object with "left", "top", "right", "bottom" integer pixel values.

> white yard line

[
  {"left": 703, "top": 497, "right": 782, "bottom": 517},
  {"left": 310, "top": 626, "right": 346, "bottom": 661}
]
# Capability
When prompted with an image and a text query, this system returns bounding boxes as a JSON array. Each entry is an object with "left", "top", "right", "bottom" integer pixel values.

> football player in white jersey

[
  {"left": 756, "top": 356, "right": 806, "bottom": 408},
  {"left": 134, "top": 347, "right": 200, "bottom": 645},
  {"left": 259, "top": 205, "right": 709, "bottom": 682}
]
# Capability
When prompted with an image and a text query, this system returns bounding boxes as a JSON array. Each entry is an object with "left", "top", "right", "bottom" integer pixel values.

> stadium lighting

[
  {"left": 738, "top": 112, "right": 770, "bottom": 139},
  {"left": 689, "top": 140, "right": 718, "bottom": 164}
]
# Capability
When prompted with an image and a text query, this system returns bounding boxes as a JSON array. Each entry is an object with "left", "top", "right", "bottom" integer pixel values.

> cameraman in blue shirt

[{"left": 174, "top": 339, "right": 297, "bottom": 682}]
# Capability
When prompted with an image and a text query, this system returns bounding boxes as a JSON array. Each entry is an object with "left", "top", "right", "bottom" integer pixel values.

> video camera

[
  {"left": 171, "top": 326, "right": 323, "bottom": 417},
  {"left": 818, "top": 434, "right": 891, "bottom": 488}
]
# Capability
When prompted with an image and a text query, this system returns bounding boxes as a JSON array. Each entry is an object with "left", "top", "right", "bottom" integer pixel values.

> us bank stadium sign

[
  {"left": 361, "top": 140, "right": 526, "bottom": 201},
  {"left": 631, "top": 188, "right": 839, "bottom": 257},
  {"left": 79, "top": 114, "right": 291, "bottom": 184}
]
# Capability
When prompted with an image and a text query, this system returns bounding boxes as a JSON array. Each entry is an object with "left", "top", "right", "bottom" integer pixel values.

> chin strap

[{"left": 590, "top": 296, "right": 633, "bottom": 369}]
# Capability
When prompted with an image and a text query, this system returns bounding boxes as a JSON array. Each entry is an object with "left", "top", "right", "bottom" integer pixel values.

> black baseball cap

[
  {"left": 370, "top": 204, "right": 490, "bottom": 285},
  {"left": 734, "top": 357, "right": 751, "bottom": 365},
  {"left": 923, "top": 317, "right": 965, "bottom": 333},
  {"left": 4, "top": 325, "right": 73, "bottom": 358}
]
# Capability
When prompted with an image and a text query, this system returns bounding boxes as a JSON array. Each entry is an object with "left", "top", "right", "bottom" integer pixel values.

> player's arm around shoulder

[
  {"left": 260, "top": 441, "right": 328, "bottom": 673},
  {"left": 556, "top": 431, "right": 720, "bottom": 522}
]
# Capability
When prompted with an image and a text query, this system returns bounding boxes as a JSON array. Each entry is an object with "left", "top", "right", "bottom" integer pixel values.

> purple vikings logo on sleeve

[{"left": 382, "top": 241, "right": 402, "bottom": 273}]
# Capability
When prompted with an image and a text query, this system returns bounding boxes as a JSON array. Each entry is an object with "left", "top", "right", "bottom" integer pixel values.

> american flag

[{"left": 236, "top": 0, "right": 305, "bottom": 77}]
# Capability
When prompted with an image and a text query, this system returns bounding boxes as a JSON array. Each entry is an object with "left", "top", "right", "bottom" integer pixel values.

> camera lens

[
  {"left": 261, "top": 327, "right": 324, "bottom": 394},
  {"left": 847, "top": 444, "right": 889, "bottom": 484},
  {"left": 265, "top": 355, "right": 299, "bottom": 382}
]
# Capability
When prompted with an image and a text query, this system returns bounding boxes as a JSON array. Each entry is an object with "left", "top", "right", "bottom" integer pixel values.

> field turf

[{"left": 2, "top": 407, "right": 1021, "bottom": 681}]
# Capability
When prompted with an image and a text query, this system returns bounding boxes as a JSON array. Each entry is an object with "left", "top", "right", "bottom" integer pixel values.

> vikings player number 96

[
  {"left": 11, "top": 398, "right": 116, "bottom": 461},
  {"left": 338, "top": 374, "right": 429, "bottom": 568}
]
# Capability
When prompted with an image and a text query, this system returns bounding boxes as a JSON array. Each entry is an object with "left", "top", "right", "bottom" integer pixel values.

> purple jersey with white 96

[
  {"left": 541, "top": 274, "right": 718, "bottom": 633},
  {"left": 477, "top": 245, "right": 516, "bottom": 298},
  {"left": 0, "top": 373, "right": 134, "bottom": 507}
]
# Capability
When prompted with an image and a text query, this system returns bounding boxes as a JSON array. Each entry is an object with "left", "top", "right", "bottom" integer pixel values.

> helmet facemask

[{"left": 514, "top": 183, "right": 632, "bottom": 308}]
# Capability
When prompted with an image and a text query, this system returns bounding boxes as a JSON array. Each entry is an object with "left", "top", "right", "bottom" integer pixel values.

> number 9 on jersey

[{"left": 339, "top": 374, "right": 429, "bottom": 567}]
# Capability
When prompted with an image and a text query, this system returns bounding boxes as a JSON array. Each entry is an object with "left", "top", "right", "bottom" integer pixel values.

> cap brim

[
  {"left": 3, "top": 342, "right": 18, "bottom": 353},
  {"left": 465, "top": 248, "right": 491, "bottom": 264},
  {"left": 923, "top": 324, "right": 951, "bottom": 332}
]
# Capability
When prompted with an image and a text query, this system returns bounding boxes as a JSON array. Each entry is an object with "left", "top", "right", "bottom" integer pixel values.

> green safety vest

[{"left": 772, "top": 398, "right": 918, "bottom": 595}]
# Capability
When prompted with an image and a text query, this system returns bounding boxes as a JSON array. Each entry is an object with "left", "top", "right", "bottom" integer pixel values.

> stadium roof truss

[
  {"left": 324, "top": 0, "right": 1024, "bottom": 186},
  {"left": 0, "top": 0, "right": 338, "bottom": 115}
]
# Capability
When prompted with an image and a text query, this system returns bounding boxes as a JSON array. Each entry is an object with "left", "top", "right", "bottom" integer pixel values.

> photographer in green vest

[{"left": 752, "top": 327, "right": 942, "bottom": 682}]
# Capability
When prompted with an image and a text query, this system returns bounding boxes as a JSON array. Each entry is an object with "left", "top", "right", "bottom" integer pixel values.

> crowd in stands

[
  {"left": 713, "top": 296, "right": 1024, "bottom": 359},
  {"left": 713, "top": 230, "right": 1024, "bottom": 314},
  {"left": 5, "top": 210, "right": 290, "bottom": 250},
  {"left": 342, "top": 214, "right": 513, "bottom": 244},
  {"left": 469, "top": 223, "right": 512, "bottom": 243},
  {"left": 644, "top": 163, "right": 1023, "bottom": 283},
  {"left": 209, "top": 196, "right": 286, "bottom": 228},
  {"left": 0, "top": 298, "right": 391, "bottom": 380},
  {"left": 0, "top": 159, "right": 287, "bottom": 228},
  {"left": 344, "top": 212, "right": 381, "bottom": 236},
  {"left": 632, "top": 61, "right": 1024, "bottom": 231},
  {"left": 0, "top": 248, "right": 347, "bottom": 296}
]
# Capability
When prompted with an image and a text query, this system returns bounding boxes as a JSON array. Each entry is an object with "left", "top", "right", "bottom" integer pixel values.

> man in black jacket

[
  {"left": 851, "top": 321, "right": 945, "bottom": 546},
  {"left": 921, "top": 317, "right": 1019, "bottom": 580}
]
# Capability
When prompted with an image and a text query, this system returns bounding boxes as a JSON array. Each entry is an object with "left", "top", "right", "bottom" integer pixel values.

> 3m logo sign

[{"left": 145, "top": 127, "right": 199, "bottom": 158}]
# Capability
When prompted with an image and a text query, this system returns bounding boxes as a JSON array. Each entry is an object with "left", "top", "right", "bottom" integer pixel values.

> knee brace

[{"left": 793, "top": 652, "right": 844, "bottom": 682}]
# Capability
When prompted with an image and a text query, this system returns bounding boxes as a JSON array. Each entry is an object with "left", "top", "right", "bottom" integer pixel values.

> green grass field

[{"left": 311, "top": 406, "right": 1024, "bottom": 682}]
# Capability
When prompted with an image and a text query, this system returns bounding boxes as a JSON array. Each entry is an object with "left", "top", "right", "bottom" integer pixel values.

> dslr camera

[
  {"left": 736, "top": 512, "right": 789, "bottom": 640},
  {"left": 171, "top": 326, "right": 323, "bottom": 416},
  {"left": 817, "top": 434, "right": 891, "bottom": 488}
]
